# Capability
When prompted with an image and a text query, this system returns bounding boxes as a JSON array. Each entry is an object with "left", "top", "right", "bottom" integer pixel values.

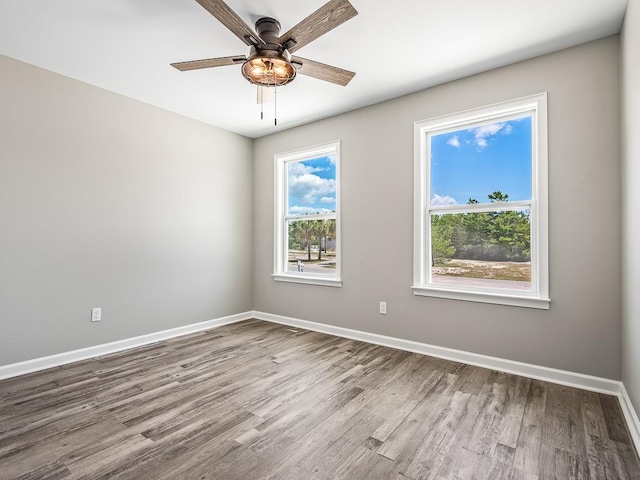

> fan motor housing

[{"left": 255, "top": 17, "right": 281, "bottom": 44}]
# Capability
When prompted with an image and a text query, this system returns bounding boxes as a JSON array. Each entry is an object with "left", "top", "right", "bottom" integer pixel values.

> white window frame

[
  {"left": 412, "top": 93, "right": 549, "bottom": 309},
  {"left": 273, "top": 141, "right": 341, "bottom": 287}
]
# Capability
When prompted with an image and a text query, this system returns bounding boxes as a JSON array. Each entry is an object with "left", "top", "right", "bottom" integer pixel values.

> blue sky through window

[
  {"left": 287, "top": 156, "right": 336, "bottom": 215},
  {"left": 430, "top": 116, "right": 532, "bottom": 206}
]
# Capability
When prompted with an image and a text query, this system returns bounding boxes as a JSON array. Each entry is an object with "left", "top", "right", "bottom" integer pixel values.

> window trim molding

[
  {"left": 412, "top": 93, "right": 549, "bottom": 309},
  {"left": 273, "top": 140, "right": 341, "bottom": 287}
]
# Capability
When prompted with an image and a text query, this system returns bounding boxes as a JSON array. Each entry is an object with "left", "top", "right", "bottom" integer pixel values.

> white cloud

[
  {"left": 288, "top": 172, "right": 335, "bottom": 204},
  {"left": 320, "top": 196, "right": 335, "bottom": 204},
  {"left": 475, "top": 123, "right": 504, "bottom": 137},
  {"left": 472, "top": 122, "right": 513, "bottom": 149},
  {"left": 447, "top": 135, "right": 460, "bottom": 148},
  {"left": 431, "top": 194, "right": 457, "bottom": 206},
  {"left": 289, "top": 206, "right": 333, "bottom": 215},
  {"left": 288, "top": 162, "right": 325, "bottom": 176}
]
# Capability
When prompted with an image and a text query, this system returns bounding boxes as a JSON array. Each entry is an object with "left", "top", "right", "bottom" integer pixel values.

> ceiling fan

[{"left": 171, "top": 0, "right": 358, "bottom": 88}]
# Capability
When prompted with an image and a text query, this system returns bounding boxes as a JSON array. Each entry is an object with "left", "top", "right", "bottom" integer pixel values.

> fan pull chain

[
  {"left": 260, "top": 87, "right": 264, "bottom": 120},
  {"left": 256, "top": 85, "right": 278, "bottom": 125}
]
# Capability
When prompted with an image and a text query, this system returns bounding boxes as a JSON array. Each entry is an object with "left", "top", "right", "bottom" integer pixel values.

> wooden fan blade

[
  {"left": 291, "top": 56, "right": 355, "bottom": 86},
  {"left": 171, "top": 55, "right": 246, "bottom": 71},
  {"left": 278, "top": 0, "right": 357, "bottom": 54},
  {"left": 194, "top": 0, "right": 265, "bottom": 46}
]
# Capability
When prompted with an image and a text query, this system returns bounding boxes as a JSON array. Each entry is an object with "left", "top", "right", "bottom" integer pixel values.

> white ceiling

[{"left": 0, "top": 0, "right": 628, "bottom": 138}]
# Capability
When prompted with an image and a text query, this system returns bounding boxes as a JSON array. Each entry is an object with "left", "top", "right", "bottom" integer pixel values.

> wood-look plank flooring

[{"left": 0, "top": 319, "right": 638, "bottom": 479}]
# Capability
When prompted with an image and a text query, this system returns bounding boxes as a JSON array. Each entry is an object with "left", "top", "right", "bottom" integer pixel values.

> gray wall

[
  {"left": 0, "top": 55, "right": 253, "bottom": 365},
  {"left": 622, "top": 1, "right": 640, "bottom": 412},
  {"left": 253, "top": 37, "right": 622, "bottom": 379}
]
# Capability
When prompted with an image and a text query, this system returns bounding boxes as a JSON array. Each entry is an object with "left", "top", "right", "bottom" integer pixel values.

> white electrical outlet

[
  {"left": 379, "top": 301, "right": 387, "bottom": 315},
  {"left": 91, "top": 307, "right": 102, "bottom": 322}
]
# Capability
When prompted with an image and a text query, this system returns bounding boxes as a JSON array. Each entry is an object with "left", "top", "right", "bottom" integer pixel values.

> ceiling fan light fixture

[
  {"left": 172, "top": 0, "right": 358, "bottom": 126},
  {"left": 241, "top": 49, "right": 296, "bottom": 86}
]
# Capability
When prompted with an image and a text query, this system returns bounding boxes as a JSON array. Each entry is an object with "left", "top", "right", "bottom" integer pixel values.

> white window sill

[
  {"left": 273, "top": 274, "right": 342, "bottom": 287},
  {"left": 412, "top": 285, "right": 550, "bottom": 309}
]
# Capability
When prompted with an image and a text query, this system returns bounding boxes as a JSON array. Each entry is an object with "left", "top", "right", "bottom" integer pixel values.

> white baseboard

[
  {"left": 1, "top": 309, "right": 622, "bottom": 395},
  {"left": 0, "top": 311, "right": 253, "bottom": 380},
  {"left": 620, "top": 383, "right": 640, "bottom": 454},
  {"left": 252, "top": 311, "right": 622, "bottom": 396},
  {"left": 2, "top": 308, "right": 638, "bottom": 456}
]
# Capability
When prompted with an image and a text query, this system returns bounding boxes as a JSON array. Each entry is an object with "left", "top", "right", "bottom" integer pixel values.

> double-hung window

[
  {"left": 273, "top": 141, "right": 341, "bottom": 287},
  {"left": 413, "top": 94, "right": 549, "bottom": 308}
]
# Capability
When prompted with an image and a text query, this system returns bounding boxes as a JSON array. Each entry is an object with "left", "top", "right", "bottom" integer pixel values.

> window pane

[
  {"left": 430, "top": 210, "right": 531, "bottom": 290},
  {"left": 287, "top": 156, "right": 336, "bottom": 216},
  {"left": 430, "top": 116, "right": 532, "bottom": 206},
  {"left": 286, "top": 218, "right": 337, "bottom": 274}
]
